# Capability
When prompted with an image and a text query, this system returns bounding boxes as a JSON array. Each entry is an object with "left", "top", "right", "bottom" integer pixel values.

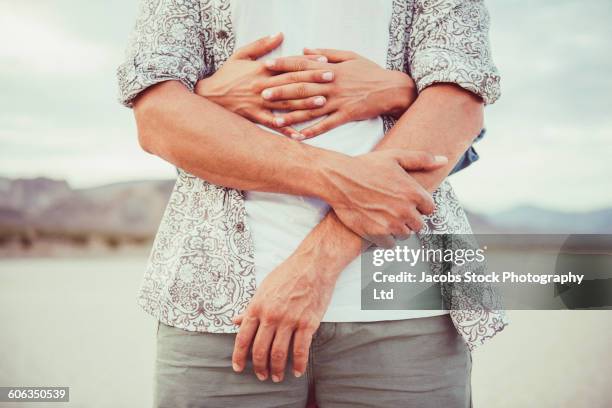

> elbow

[
  {"left": 458, "top": 95, "right": 484, "bottom": 140},
  {"left": 135, "top": 117, "right": 155, "bottom": 155},
  {"left": 462, "top": 94, "right": 484, "bottom": 130},
  {"left": 138, "top": 135, "right": 154, "bottom": 155},
  {"left": 447, "top": 85, "right": 485, "bottom": 129},
  {"left": 133, "top": 91, "right": 164, "bottom": 156},
  {"left": 132, "top": 81, "right": 190, "bottom": 156},
  {"left": 423, "top": 83, "right": 485, "bottom": 128}
]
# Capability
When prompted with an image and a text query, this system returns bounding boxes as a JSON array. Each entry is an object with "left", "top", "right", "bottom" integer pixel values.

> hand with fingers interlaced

[
  {"left": 195, "top": 32, "right": 334, "bottom": 139},
  {"left": 195, "top": 33, "right": 417, "bottom": 140},
  {"left": 229, "top": 151, "right": 448, "bottom": 383},
  {"left": 195, "top": 32, "right": 439, "bottom": 386},
  {"left": 263, "top": 48, "right": 416, "bottom": 139}
]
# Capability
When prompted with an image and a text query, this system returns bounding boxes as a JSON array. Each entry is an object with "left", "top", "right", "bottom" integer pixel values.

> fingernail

[
  {"left": 313, "top": 96, "right": 326, "bottom": 106},
  {"left": 321, "top": 71, "right": 334, "bottom": 81},
  {"left": 317, "top": 56, "right": 328, "bottom": 63},
  {"left": 232, "top": 363, "right": 241, "bottom": 372},
  {"left": 256, "top": 372, "right": 267, "bottom": 381},
  {"left": 291, "top": 133, "right": 305, "bottom": 141},
  {"left": 268, "top": 32, "right": 281, "bottom": 39},
  {"left": 262, "top": 89, "right": 273, "bottom": 100},
  {"left": 271, "top": 375, "right": 281, "bottom": 383},
  {"left": 293, "top": 370, "right": 303, "bottom": 378},
  {"left": 274, "top": 117, "right": 285, "bottom": 127},
  {"left": 434, "top": 155, "right": 448, "bottom": 164},
  {"left": 265, "top": 59, "right": 276, "bottom": 68}
]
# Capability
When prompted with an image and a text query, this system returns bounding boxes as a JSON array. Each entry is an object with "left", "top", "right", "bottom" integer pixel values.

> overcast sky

[{"left": 1, "top": 0, "right": 610, "bottom": 213}]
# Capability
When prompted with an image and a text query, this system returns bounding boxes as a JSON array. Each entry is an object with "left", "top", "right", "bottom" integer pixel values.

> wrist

[
  {"left": 383, "top": 70, "right": 417, "bottom": 118},
  {"left": 194, "top": 78, "right": 209, "bottom": 97},
  {"left": 298, "top": 143, "right": 352, "bottom": 204},
  {"left": 291, "top": 212, "right": 361, "bottom": 284},
  {"left": 289, "top": 243, "right": 337, "bottom": 288},
  {"left": 306, "top": 148, "right": 355, "bottom": 204},
  {"left": 194, "top": 77, "right": 224, "bottom": 103}
]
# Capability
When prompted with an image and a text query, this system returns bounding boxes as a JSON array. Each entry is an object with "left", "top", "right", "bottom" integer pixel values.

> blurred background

[{"left": 1, "top": 0, "right": 611, "bottom": 407}]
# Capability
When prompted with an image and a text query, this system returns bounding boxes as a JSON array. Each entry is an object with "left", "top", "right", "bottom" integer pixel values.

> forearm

[
  {"left": 296, "top": 84, "right": 484, "bottom": 279},
  {"left": 133, "top": 80, "right": 341, "bottom": 197},
  {"left": 377, "top": 83, "right": 484, "bottom": 191}
]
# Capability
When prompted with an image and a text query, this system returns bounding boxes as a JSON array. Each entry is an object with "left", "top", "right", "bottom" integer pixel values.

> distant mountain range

[
  {"left": 1, "top": 177, "right": 611, "bottom": 249},
  {"left": 480, "top": 205, "right": 612, "bottom": 234},
  {"left": 464, "top": 206, "right": 612, "bottom": 234},
  {"left": 0, "top": 177, "right": 173, "bottom": 246}
]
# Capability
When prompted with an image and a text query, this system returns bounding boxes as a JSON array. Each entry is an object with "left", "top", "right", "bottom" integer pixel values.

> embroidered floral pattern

[
  {"left": 118, "top": 0, "right": 507, "bottom": 350},
  {"left": 385, "top": 0, "right": 507, "bottom": 350},
  {"left": 406, "top": 0, "right": 501, "bottom": 105}
]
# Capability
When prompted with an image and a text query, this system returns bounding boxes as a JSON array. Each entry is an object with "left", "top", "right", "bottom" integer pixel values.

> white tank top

[{"left": 232, "top": 0, "right": 447, "bottom": 321}]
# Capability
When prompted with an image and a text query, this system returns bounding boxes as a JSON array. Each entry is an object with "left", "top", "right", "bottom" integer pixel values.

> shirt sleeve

[
  {"left": 406, "top": 0, "right": 501, "bottom": 105},
  {"left": 116, "top": 0, "right": 212, "bottom": 107}
]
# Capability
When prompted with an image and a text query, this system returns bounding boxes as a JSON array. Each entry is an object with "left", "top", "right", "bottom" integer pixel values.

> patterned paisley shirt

[{"left": 117, "top": 0, "right": 508, "bottom": 350}]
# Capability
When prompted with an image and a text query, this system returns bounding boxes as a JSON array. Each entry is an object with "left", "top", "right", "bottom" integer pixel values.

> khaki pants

[{"left": 155, "top": 314, "right": 472, "bottom": 408}]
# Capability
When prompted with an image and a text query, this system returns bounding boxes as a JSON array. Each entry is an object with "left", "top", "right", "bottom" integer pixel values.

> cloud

[
  {"left": 0, "top": 0, "right": 610, "bottom": 213},
  {"left": 0, "top": 9, "right": 114, "bottom": 76},
  {"left": 0, "top": 124, "right": 176, "bottom": 187},
  {"left": 448, "top": 0, "right": 612, "bottom": 212}
]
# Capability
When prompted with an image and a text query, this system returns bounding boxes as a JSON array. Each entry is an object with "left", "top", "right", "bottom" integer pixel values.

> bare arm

[
  {"left": 292, "top": 84, "right": 484, "bottom": 292},
  {"left": 133, "top": 80, "right": 332, "bottom": 197},
  {"left": 134, "top": 79, "right": 446, "bottom": 247},
  {"left": 118, "top": 0, "right": 336, "bottom": 198},
  {"left": 232, "top": 0, "right": 501, "bottom": 381},
  {"left": 232, "top": 84, "right": 483, "bottom": 382},
  {"left": 120, "top": 0, "right": 441, "bottom": 245}
]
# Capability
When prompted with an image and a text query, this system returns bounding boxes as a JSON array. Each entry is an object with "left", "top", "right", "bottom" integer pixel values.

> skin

[
  {"left": 230, "top": 80, "right": 484, "bottom": 382},
  {"left": 134, "top": 36, "right": 439, "bottom": 248},
  {"left": 195, "top": 33, "right": 333, "bottom": 139},
  {"left": 133, "top": 34, "right": 483, "bottom": 384},
  {"left": 263, "top": 48, "right": 415, "bottom": 137},
  {"left": 196, "top": 33, "right": 416, "bottom": 140}
]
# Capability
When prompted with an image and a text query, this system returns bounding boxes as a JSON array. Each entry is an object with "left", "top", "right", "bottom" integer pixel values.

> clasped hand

[
  {"left": 196, "top": 32, "right": 415, "bottom": 139},
  {"left": 196, "top": 33, "right": 449, "bottom": 383}
]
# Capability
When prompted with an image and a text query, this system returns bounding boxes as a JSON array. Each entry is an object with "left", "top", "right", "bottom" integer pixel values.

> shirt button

[{"left": 235, "top": 222, "right": 245, "bottom": 232}]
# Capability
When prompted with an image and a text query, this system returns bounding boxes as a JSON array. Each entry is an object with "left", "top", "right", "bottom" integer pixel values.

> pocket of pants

[{"left": 157, "top": 326, "right": 236, "bottom": 368}]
